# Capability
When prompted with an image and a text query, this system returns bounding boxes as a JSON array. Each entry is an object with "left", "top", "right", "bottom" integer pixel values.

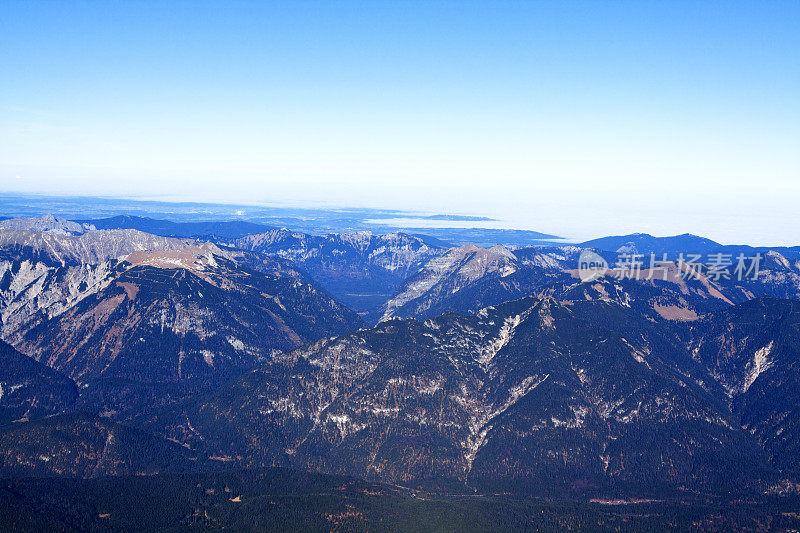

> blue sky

[{"left": 1, "top": 1, "right": 798, "bottom": 243}]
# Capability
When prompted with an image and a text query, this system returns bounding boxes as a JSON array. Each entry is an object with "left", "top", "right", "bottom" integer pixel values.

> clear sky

[{"left": 1, "top": 1, "right": 798, "bottom": 244}]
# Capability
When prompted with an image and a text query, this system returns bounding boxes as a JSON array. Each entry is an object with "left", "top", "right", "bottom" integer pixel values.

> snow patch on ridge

[
  {"left": 476, "top": 314, "right": 522, "bottom": 366},
  {"left": 743, "top": 341, "right": 775, "bottom": 392}
]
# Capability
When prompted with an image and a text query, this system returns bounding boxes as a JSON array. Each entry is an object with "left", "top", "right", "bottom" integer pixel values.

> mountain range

[
  {"left": 581, "top": 232, "right": 800, "bottom": 260},
  {"left": 1, "top": 213, "right": 800, "bottom": 528}
]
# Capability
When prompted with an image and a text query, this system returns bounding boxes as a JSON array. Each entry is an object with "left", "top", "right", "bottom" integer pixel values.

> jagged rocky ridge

[
  {"left": 380, "top": 243, "right": 800, "bottom": 323},
  {"left": 0, "top": 221, "right": 364, "bottom": 421},
  {"left": 16, "top": 251, "right": 361, "bottom": 385},
  {"left": 5, "top": 251, "right": 360, "bottom": 421},
  {"left": 379, "top": 244, "right": 577, "bottom": 321},
  {"left": 0, "top": 215, "right": 93, "bottom": 235},
  {"left": 0, "top": 227, "right": 224, "bottom": 266}
]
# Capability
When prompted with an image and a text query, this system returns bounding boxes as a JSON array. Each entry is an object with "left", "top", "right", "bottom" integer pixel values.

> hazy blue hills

[
  {"left": 582, "top": 232, "right": 800, "bottom": 259},
  {"left": 80, "top": 215, "right": 275, "bottom": 240},
  {"left": 0, "top": 194, "right": 566, "bottom": 247},
  {"left": 581, "top": 233, "right": 727, "bottom": 256}
]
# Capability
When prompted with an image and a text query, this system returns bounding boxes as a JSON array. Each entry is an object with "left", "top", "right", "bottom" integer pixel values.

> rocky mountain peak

[{"left": 0, "top": 214, "right": 93, "bottom": 235}]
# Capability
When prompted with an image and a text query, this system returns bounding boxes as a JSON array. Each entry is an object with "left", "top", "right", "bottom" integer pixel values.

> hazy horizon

[{"left": 0, "top": 190, "right": 797, "bottom": 248}]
